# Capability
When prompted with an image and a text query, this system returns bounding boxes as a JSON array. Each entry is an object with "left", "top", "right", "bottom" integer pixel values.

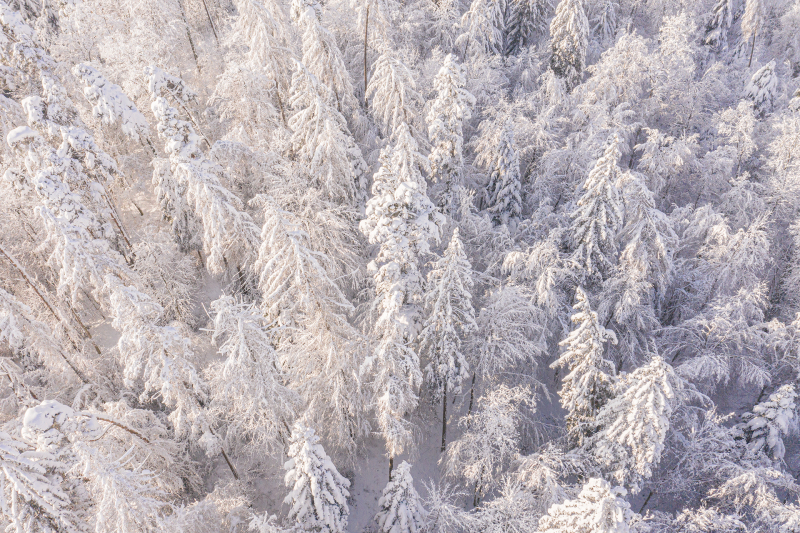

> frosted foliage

[
  {"left": 593, "top": 356, "right": 678, "bottom": 483},
  {"left": 537, "top": 478, "right": 637, "bottom": 533},
  {"left": 570, "top": 135, "right": 624, "bottom": 278},
  {"left": 73, "top": 64, "right": 149, "bottom": 141},
  {"left": 505, "top": 0, "right": 551, "bottom": 55},
  {"left": 704, "top": 0, "right": 734, "bottom": 51},
  {"left": 552, "top": 288, "right": 617, "bottom": 444},
  {"left": 427, "top": 54, "right": 475, "bottom": 211},
  {"left": 284, "top": 423, "right": 350, "bottom": 533},
  {"left": 445, "top": 385, "right": 528, "bottom": 499},
  {"left": 207, "top": 296, "right": 297, "bottom": 453},
  {"left": 741, "top": 384, "right": 797, "bottom": 461},
  {"left": 549, "top": 0, "right": 589, "bottom": 89},
  {"left": 744, "top": 60, "right": 778, "bottom": 116},
  {"left": 149, "top": 94, "right": 261, "bottom": 275},
  {"left": 359, "top": 125, "right": 443, "bottom": 455},
  {"left": 420, "top": 228, "right": 475, "bottom": 399},
  {"left": 375, "top": 461, "right": 426, "bottom": 533},
  {"left": 456, "top": 0, "right": 503, "bottom": 56},
  {"left": 367, "top": 52, "right": 420, "bottom": 137},
  {"left": 484, "top": 120, "right": 522, "bottom": 227},
  {"left": 289, "top": 60, "right": 366, "bottom": 204}
]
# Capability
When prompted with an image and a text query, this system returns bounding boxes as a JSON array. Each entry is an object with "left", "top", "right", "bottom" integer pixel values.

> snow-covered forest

[{"left": 1, "top": 0, "right": 800, "bottom": 530}]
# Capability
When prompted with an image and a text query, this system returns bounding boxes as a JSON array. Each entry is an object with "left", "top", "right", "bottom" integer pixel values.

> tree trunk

[
  {"left": 363, "top": 3, "right": 369, "bottom": 107},
  {"left": 467, "top": 372, "right": 476, "bottom": 420},
  {"left": 177, "top": 0, "right": 201, "bottom": 75},
  {"left": 200, "top": 0, "right": 219, "bottom": 45},
  {"left": 748, "top": 31, "right": 756, "bottom": 68},
  {"left": 441, "top": 381, "right": 447, "bottom": 453},
  {"left": 389, "top": 456, "right": 394, "bottom": 480}
]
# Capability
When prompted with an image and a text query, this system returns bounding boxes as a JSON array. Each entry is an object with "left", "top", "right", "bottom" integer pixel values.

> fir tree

[
  {"left": 745, "top": 59, "right": 778, "bottom": 117},
  {"left": 551, "top": 288, "right": 617, "bottom": 446},
  {"left": 375, "top": 461, "right": 427, "bottom": 533},
  {"left": 284, "top": 423, "right": 350, "bottom": 533},
  {"left": 456, "top": 0, "right": 503, "bottom": 57},
  {"left": 537, "top": 478, "right": 637, "bottom": 533},
  {"left": 570, "top": 135, "right": 624, "bottom": 280},
  {"left": 592, "top": 355, "right": 680, "bottom": 485},
  {"left": 504, "top": 0, "right": 551, "bottom": 56},
  {"left": 549, "top": 0, "right": 589, "bottom": 90},
  {"left": 419, "top": 228, "right": 476, "bottom": 452},
  {"left": 483, "top": 119, "right": 522, "bottom": 227},
  {"left": 359, "top": 125, "right": 444, "bottom": 461},
  {"left": 740, "top": 384, "right": 797, "bottom": 461},
  {"left": 704, "top": 0, "right": 734, "bottom": 52},
  {"left": 426, "top": 54, "right": 475, "bottom": 213}
]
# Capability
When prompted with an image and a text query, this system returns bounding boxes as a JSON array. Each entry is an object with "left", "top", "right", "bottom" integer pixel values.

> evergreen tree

[
  {"left": 206, "top": 296, "right": 298, "bottom": 454},
  {"left": 570, "top": 135, "right": 624, "bottom": 280},
  {"left": 744, "top": 59, "right": 778, "bottom": 117},
  {"left": 592, "top": 0, "right": 618, "bottom": 44},
  {"left": 375, "top": 461, "right": 427, "bottom": 533},
  {"left": 456, "top": 0, "right": 504, "bottom": 57},
  {"left": 288, "top": 60, "right": 367, "bottom": 204},
  {"left": 592, "top": 356, "right": 680, "bottom": 485},
  {"left": 426, "top": 54, "right": 475, "bottom": 213},
  {"left": 549, "top": 0, "right": 589, "bottom": 90},
  {"left": 482, "top": 119, "right": 522, "bottom": 227},
  {"left": 740, "top": 384, "right": 797, "bottom": 461},
  {"left": 367, "top": 51, "right": 421, "bottom": 139},
  {"left": 284, "top": 423, "right": 350, "bottom": 533},
  {"left": 551, "top": 288, "right": 617, "bottom": 445},
  {"left": 419, "top": 228, "right": 476, "bottom": 452},
  {"left": 359, "top": 126, "right": 444, "bottom": 460},
  {"left": 704, "top": 0, "right": 734, "bottom": 52},
  {"left": 537, "top": 478, "right": 638, "bottom": 533},
  {"left": 504, "top": 0, "right": 551, "bottom": 56}
]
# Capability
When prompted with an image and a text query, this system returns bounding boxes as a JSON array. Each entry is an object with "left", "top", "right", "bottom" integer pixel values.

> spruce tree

[
  {"left": 551, "top": 288, "right": 617, "bottom": 446},
  {"left": 740, "top": 384, "right": 797, "bottom": 461},
  {"left": 537, "top": 478, "right": 637, "bottom": 533},
  {"left": 484, "top": 119, "right": 522, "bottom": 227},
  {"left": 426, "top": 54, "right": 475, "bottom": 213},
  {"left": 570, "top": 134, "right": 624, "bottom": 280},
  {"left": 704, "top": 0, "right": 734, "bottom": 52},
  {"left": 375, "top": 461, "right": 427, "bottom": 533},
  {"left": 284, "top": 423, "right": 351, "bottom": 533},
  {"left": 505, "top": 0, "right": 551, "bottom": 56},
  {"left": 456, "top": 0, "right": 503, "bottom": 57},
  {"left": 745, "top": 59, "right": 778, "bottom": 117},
  {"left": 359, "top": 125, "right": 444, "bottom": 462},
  {"left": 549, "top": 0, "right": 589, "bottom": 90},
  {"left": 419, "top": 228, "right": 476, "bottom": 452}
]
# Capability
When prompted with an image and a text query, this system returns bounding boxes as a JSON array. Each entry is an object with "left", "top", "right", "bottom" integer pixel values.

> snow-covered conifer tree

[
  {"left": 375, "top": 461, "right": 427, "bottom": 533},
  {"left": 592, "top": 356, "right": 680, "bottom": 485},
  {"left": 740, "top": 384, "right": 797, "bottom": 461},
  {"left": 704, "top": 0, "right": 734, "bottom": 51},
  {"left": 419, "top": 228, "right": 475, "bottom": 451},
  {"left": 284, "top": 423, "right": 350, "bottom": 533},
  {"left": 456, "top": 0, "right": 503, "bottom": 57},
  {"left": 570, "top": 135, "right": 624, "bottom": 280},
  {"left": 147, "top": 76, "right": 261, "bottom": 277},
  {"left": 480, "top": 119, "right": 522, "bottom": 227},
  {"left": 288, "top": 60, "right": 367, "bottom": 204},
  {"left": 745, "top": 59, "right": 778, "bottom": 117},
  {"left": 537, "top": 478, "right": 637, "bottom": 533},
  {"left": 72, "top": 63, "right": 150, "bottom": 143},
  {"left": 367, "top": 51, "right": 421, "bottom": 139},
  {"left": 592, "top": 0, "right": 618, "bottom": 44},
  {"left": 427, "top": 54, "right": 475, "bottom": 213},
  {"left": 551, "top": 288, "right": 617, "bottom": 445},
  {"left": 360, "top": 128, "right": 444, "bottom": 460},
  {"left": 291, "top": 0, "right": 357, "bottom": 113},
  {"left": 207, "top": 296, "right": 298, "bottom": 454},
  {"left": 505, "top": 0, "right": 551, "bottom": 56},
  {"left": 549, "top": 0, "right": 589, "bottom": 90}
]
